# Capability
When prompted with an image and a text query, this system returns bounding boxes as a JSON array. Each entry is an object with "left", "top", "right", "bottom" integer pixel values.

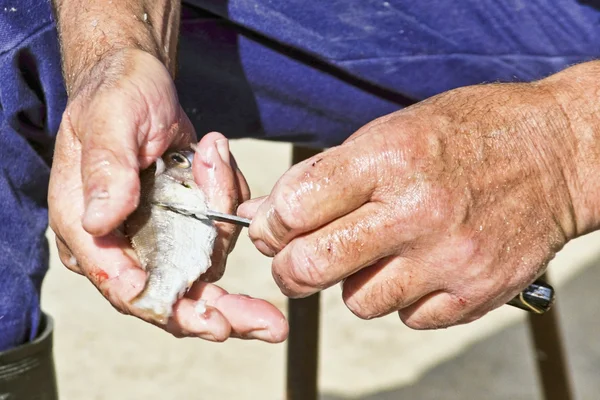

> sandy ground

[{"left": 41, "top": 139, "right": 600, "bottom": 400}]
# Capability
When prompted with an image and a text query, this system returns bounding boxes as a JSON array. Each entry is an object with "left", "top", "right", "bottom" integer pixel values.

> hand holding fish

[
  {"left": 48, "top": 49, "right": 288, "bottom": 342},
  {"left": 241, "top": 63, "right": 600, "bottom": 329}
]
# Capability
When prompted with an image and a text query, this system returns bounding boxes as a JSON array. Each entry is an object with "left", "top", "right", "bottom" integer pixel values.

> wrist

[
  {"left": 537, "top": 61, "right": 600, "bottom": 237},
  {"left": 52, "top": 0, "right": 180, "bottom": 95}
]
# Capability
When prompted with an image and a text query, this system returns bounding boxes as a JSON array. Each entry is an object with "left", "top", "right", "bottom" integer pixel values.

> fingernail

[
  {"left": 215, "top": 139, "right": 231, "bottom": 164},
  {"left": 200, "top": 142, "right": 219, "bottom": 168},
  {"left": 90, "top": 190, "right": 109, "bottom": 201},
  {"left": 247, "top": 328, "right": 273, "bottom": 341},
  {"left": 120, "top": 245, "right": 140, "bottom": 265},
  {"left": 198, "top": 333, "right": 218, "bottom": 341},
  {"left": 194, "top": 299, "right": 207, "bottom": 315}
]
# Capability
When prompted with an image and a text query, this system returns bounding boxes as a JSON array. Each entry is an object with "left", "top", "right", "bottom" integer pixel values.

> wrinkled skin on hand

[
  {"left": 240, "top": 82, "right": 579, "bottom": 329},
  {"left": 48, "top": 49, "right": 288, "bottom": 342}
]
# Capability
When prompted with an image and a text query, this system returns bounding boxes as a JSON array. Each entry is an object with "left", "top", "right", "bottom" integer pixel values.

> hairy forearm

[
  {"left": 52, "top": 0, "right": 180, "bottom": 94},
  {"left": 538, "top": 60, "right": 600, "bottom": 236}
]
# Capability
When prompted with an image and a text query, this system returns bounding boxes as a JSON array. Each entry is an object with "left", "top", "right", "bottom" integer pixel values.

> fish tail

[{"left": 130, "top": 267, "right": 189, "bottom": 325}]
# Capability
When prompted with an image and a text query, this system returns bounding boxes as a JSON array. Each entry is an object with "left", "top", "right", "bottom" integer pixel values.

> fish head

[
  {"left": 157, "top": 149, "right": 196, "bottom": 185},
  {"left": 143, "top": 147, "right": 209, "bottom": 216}
]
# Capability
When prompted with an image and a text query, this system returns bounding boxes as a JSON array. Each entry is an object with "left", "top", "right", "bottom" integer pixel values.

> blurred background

[{"left": 42, "top": 139, "right": 600, "bottom": 400}]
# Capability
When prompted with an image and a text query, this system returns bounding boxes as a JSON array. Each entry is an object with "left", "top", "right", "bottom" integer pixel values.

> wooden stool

[{"left": 285, "top": 145, "right": 574, "bottom": 400}]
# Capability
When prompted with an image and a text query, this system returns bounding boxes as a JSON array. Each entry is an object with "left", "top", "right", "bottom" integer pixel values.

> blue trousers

[{"left": 1, "top": 0, "right": 599, "bottom": 350}]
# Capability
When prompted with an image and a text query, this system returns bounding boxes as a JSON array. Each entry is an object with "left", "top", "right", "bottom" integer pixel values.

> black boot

[{"left": 0, "top": 313, "right": 59, "bottom": 399}]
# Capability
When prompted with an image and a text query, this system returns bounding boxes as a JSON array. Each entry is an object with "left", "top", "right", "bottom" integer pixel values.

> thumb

[{"left": 77, "top": 103, "right": 142, "bottom": 237}]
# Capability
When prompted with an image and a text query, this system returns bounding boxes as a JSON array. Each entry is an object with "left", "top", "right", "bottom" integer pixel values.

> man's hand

[
  {"left": 48, "top": 0, "right": 288, "bottom": 342},
  {"left": 49, "top": 48, "right": 287, "bottom": 342},
  {"left": 240, "top": 62, "right": 600, "bottom": 329}
]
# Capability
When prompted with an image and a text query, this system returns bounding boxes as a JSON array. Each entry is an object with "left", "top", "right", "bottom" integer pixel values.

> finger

[
  {"left": 186, "top": 281, "right": 288, "bottom": 342},
  {"left": 88, "top": 233, "right": 233, "bottom": 341},
  {"left": 225, "top": 153, "right": 251, "bottom": 253},
  {"left": 49, "top": 126, "right": 152, "bottom": 315},
  {"left": 192, "top": 132, "right": 238, "bottom": 206},
  {"left": 211, "top": 294, "right": 288, "bottom": 343},
  {"left": 192, "top": 132, "right": 239, "bottom": 282},
  {"left": 230, "top": 153, "right": 251, "bottom": 203},
  {"left": 237, "top": 196, "right": 267, "bottom": 219},
  {"left": 139, "top": 278, "right": 231, "bottom": 340},
  {"left": 397, "top": 291, "right": 481, "bottom": 330},
  {"left": 61, "top": 218, "right": 236, "bottom": 340},
  {"left": 88, "top": 233, "right": 151, "bottom": 304},
  {"left": 138, "top": 106, "right": 196, "bottom": 167},
  {"left": 271, "top": 203, "right": 413, "bottom": 298},
  {"left": 341, "top": 256, "right": 442, "bottom": 320},
  {"left": 72, "top": 226, "right": 284, "bottom": 341},
  {"left": 249, "top": 133, "right": 387, "bottom": 256},
  {"left": 71, "top": 94, "right": 142, "bottom": 236},
  {"left": 165, "top": 299, "right": 232, "bottom": 341},
  {"left": 76, "top": 92, "right": 190, "bottom": 237},
  {"left": 50, "top": 161, "right": 191, "bottom": 332},
  {"left": 55, "top": 235, "right": 82, "bottom": 274}
]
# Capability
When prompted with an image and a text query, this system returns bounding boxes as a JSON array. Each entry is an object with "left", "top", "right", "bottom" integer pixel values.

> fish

[{"left": 124, "top": 147, "right": 217, "bottom": 324}]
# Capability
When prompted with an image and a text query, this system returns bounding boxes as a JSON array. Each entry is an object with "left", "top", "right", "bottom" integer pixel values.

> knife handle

[{"left": 507, "top": 279, "right": 555, "bottom": 314}]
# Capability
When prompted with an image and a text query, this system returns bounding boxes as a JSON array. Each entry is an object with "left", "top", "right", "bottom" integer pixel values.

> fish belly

[{"left": 130, "top": 208, "right": 217, "bottom": 324}]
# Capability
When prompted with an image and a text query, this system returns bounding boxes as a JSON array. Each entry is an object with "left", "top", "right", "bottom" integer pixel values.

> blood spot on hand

[
  {"left": 458, "top": 297, "right": 467, "bottom": 306},
  {"left": 90, "top": 269, "right": 109, "bottom": 284}
]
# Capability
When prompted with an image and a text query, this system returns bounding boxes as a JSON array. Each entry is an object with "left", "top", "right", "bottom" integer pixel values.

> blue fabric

[
  {"left": 1, "top": 0, "right": 600, "bottom": 350},
  {"left": 179, "top": 0, "right": 600, "bottom": 147},
  {"left": 0, "top": 0, "right": 67, "bottom": 351}
]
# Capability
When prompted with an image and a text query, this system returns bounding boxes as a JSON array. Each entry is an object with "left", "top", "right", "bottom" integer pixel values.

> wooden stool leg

[
  {"left": 286, "top": 294, "right": 321, "bottom": 400},
  {"left": 527, "top": 274, "right": 574, "bottom": 400},
  {"left": 286, "top": 145, "right": 323, "bottom": 400}
]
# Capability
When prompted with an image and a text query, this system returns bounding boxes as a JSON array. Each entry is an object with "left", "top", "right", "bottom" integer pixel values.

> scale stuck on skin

[{"left": 124, "top": 146, "right": 217, "bottom": 324}]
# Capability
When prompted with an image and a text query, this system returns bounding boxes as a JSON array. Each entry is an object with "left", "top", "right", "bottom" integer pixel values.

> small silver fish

[{"left": 124, "top": 148, "right": 217, "bottom": 324}]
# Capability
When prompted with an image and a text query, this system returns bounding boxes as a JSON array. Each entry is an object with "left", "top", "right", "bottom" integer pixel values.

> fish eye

[{"left": 168, "top": 152, "right": 191, "bottom": 168}]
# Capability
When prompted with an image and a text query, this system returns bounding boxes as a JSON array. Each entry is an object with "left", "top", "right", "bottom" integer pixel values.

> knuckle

[
  {"left": 271, "top": 268, "right": 294, "bottom": 297},
  {"left": 271, "top": 182, "right": 308, "bottom": 233},
  {"left": 271, "top": 264, "right": 305, "bottom": 299},
  {"left": 287, "top": 242, "right": 327, "bottom": 288},
  {"left": 376, "top": 282, "right": 405, "bottom": 315},
  {"left": 318, "top": 225, "right": 364, "bottom": 264},
  {"left": 54, "top": 237, "right": 81, "bottom": 273},
  {"left": 344, "top": 283, "right": 399, "bottom": 321}
]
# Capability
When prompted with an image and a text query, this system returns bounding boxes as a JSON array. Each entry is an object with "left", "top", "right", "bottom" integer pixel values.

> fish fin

[{"left": 130, "top": 291, "right": 172, "bottom": 325}]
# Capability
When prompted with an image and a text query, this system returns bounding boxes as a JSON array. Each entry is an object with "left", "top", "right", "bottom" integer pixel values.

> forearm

[
  {"left": 538, "top": 60, "right": 600, "bottom": 237},
  {"left": 51, "top": 0, "right": 180, "bottom": 94}
]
